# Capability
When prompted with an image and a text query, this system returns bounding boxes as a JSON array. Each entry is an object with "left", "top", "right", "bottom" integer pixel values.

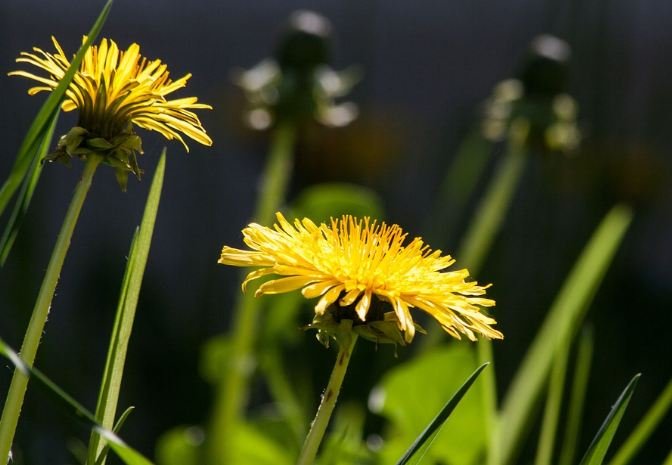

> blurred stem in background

[
  {"left": 419, "top": 34, "right": 579, "bottom": 465},
  {"left": 208, "top": 122, "right": 296, "bottom": 464},
  {"left": 0, "top": 155, "right": 101, "bottom": 462},
  {"left": 427, "top": 131, "right": 493, "bottom": 247},
  {"left": 207, "top": 10, "right": 358, "bottom": 464}
]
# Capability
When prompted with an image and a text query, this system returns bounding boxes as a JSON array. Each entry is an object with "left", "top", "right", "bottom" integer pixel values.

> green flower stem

[
  {"left": 0, "top": 155, "right": 101, "bottom": 462},
  {"left": 608, "top": 378, "right": 672, "bottom": 465},
  {"left": 460, "top": 122, "right": 528, "bottom": 465},
  {"left": 426, "top": 132, "right": 492, "bottom": 246},
  {"left": 208, "top": 122, "right": 296, "bottom": 464},
  {"left": 297, "top": 325, "right": 358, "bottom": 465}
]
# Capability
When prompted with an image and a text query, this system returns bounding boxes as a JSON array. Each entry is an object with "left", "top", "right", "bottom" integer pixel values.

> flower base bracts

[{"left": 48, "top": 125, "right": 143, "bottom": 190}]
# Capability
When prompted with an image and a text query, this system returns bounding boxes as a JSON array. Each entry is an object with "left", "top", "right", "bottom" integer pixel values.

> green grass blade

[
  {"left": 94, "top": 407, "right": 137, "bottom": 465},
  {"left": 499, "top": 205, "right": 633, "bottom": 465},
  {"left": 395, "top": 363, "right": 489, "bottom": 465},
  {"left": 534, "top": 328, "right": 570, "bottom": 465},
  {"left": 0, "top": 112, "right": 59, "bottom": 265},
  {"left": 0, "top": 0, "right": 113, "bottom": 216},
  {"left": 0, "top": 338, "right": 155, "bottom": 465},
  {"left": 558, "top": 326, "right": 594, "bottom": 465},
  {"left": 88, "top": 151, "right": 166, "bottom": 465},
  {"left": 608, "top": 378, "right": 672, "bottom": 465},
  {"left": 663, "top": 448, "right": 672, "bottom": 465},
  {"left": 579, "top": 374, "right": 641, "bottom": 465}
]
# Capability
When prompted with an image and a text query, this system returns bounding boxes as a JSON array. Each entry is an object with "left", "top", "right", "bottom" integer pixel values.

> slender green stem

[
  {"left": 457, "top": 121, "right": 528, "bottom": 276},
  {"left": 558, "top": 327, "right": 593, "bottom": 465},
  {"left": 0, "top": 155, "right": 101, "bottom": 462},
  {"left": 208, "top": 122, "right": 296, "bottom": 465},
  {"left": 608, "top": 378, "right": 672, "bottom": 465},
  {"left": 534, "top": 338, "right": 570, "bottom": 465},
  {"left": 297, "top": 326, "right": 358, "bottom": 465},
  {"left": 426, "top": 132, "right": 492, "bottom": 246},
  {"left": 460, "top": 122, "right": 528, "bottom": 465}
]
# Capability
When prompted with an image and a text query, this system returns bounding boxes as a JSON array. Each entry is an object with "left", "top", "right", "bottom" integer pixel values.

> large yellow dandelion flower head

[
  {"left": 219, "top": 212, "right": 503, "bottom": 344},
  {"left": 9, "top": 36, "right": 212, "bottom": 186}
]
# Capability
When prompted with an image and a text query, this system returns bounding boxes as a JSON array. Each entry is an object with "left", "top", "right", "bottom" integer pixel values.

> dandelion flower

[
  {"left": 10, "top": 36, "right": 212, "bottom": 187},
  {"left": 219, "top": 212, "right": 503, "bottom": 344}
]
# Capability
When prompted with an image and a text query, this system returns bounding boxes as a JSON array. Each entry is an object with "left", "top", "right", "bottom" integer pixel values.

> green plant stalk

[
  {"left": 499, "top": 205, "right": 633, "bottom": 465},
  {"left": 297, "top": 325, "right": 358, "bottom": 465},
  {"left": 0, "top": 155, "right": 102, "bottom": 462},
  {"left": 426, "top": 132, "right": 492, "bottom": 246},
  {"left": 608, "top": 378, "right": 672, "bottom": 465},
  {"left": 455, "top": 122, "right": 529, "bottom": 465},
  {"left": 534, "top": 336, "right": 570, "bottom": 465},
  {"left": 558, "top": 327, "right": 594, "bottom": 465},
  {"left": 208, "top": 122, "right": 296, "bottom": 464},
  {"left": 87, "top": 153, "right": 166, "bottom": 465}
]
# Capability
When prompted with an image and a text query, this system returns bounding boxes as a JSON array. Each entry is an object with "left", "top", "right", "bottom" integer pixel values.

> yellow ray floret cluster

[
  {"left": 219, "top": 212, "right": 503, "bottom": 343},
  {"left": 9, "top": 36, "right": 212, "bottom": 149}
]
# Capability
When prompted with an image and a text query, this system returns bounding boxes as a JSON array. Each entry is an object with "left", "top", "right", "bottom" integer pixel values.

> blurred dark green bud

[
  {"left": 275, "top": 10, "right": 332, "bottom": 72},
  {"left": 481, "top": 35, "right": 580, "bottom": 153},
  {"left": 235, "top": 10, "right": 358, "bottom": 130},
  {"left": 518, "top": 34, "right": 571, "bottom": 97},
  {"left": 47, "top": 124, "right": 143, "bottom": 191}
]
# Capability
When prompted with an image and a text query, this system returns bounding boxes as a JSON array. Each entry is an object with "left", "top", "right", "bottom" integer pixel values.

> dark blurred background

[{"left": 0, "top": 1, "right": 670, "bottom": 464}]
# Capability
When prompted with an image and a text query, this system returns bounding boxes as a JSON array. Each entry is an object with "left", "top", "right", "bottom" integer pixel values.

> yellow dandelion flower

[
  {"left": 10, "top": 36, "right": 212, "bottom": 186},
  {"left": 219, "top": 212, "right": 503, "bottom": 344}
]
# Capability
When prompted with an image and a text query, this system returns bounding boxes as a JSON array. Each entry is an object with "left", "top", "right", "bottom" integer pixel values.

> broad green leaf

[
  {"left": 608, "top": 378, "right": 672, "bottom": 465},
  {"left": 0, "top": 338, "right": 155, "bottom": 465},
  {"left": 373, "top": 344, "right": 486, "bottom": 465},
  {"left": 0, "top": 0, "right": 113, "bottom": 216},
  {"left": 318, "top": 402, "right": 372, "bottom": 465},
  {"left": 499, "top": 205, "right": 633, "bottom": 465},
  {"left": 0, "top": 112, "right": 58, "bottom": 265},
  {"left": 88, "top": 152, "right": 166, "bottom": 465},
  {"left": 200, "top": 335, "right": 233, "bottom": 384},
  {"left": 230, "top": 422, "right": 294, "bottom": 465},
  {"left": 155, "top": 426, "right": 203, "bottom": 465},
  {"left": 578, "top": 374, "right": 641, "bottom": 465},
  {"left": 395, "top": 362, "right": 489, "bottom": 465},
  {"left": 290, "top": 183, "right": 384, "bottom": 222}
]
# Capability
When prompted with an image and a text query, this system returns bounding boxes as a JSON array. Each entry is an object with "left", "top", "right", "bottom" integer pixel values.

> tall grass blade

[
  {"left": 578, "top": 374, "right": 641, "bottom": 465},
  {"left": 0, "top": 112, "right": 59, "bottom": 265},
  {"left": 395, "top": 363, "right": 489, "bottom": 465},
  {"left": 608, "top": 378, "right": 672, "bottom": 465},
  {"left": 0, "top": 338, "right": 155, "bottom": 465},
  {"left": 0, "top": 0, "right": 113, "bottom": 216},
  {"left": 534, "top": 329, "right": 570, "bottom": 465},
  {"left": 499, "top": 205, "right": 633, "bottom": 465},
  {"left": 558, "top": 326, "right": 594, "bottom": 465},
  {"left": 88, "top": 152, "right": 166, "bottom": 465}
]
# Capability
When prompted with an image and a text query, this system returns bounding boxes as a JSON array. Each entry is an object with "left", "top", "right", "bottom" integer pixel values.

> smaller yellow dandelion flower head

[
  {"left": 219, "top": 212, "right": 503, "bottom": 344},
  {"left": 9, "top": 36, "right": 213, "bottom": 187}
]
